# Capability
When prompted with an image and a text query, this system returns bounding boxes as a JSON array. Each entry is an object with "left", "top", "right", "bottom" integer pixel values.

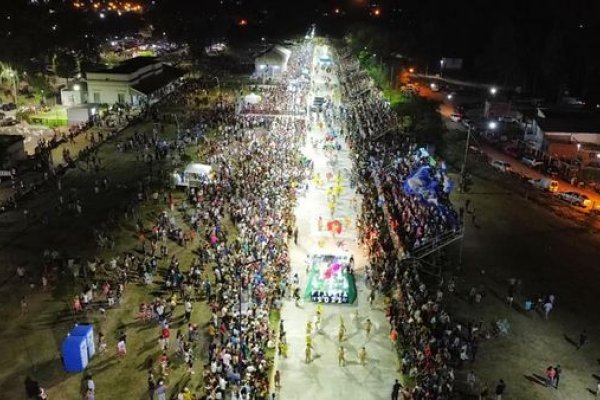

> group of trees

[
  {"left": 337, "top": 0, "right": 600, "bottom": 102},
  {"left": 0, "top": 0, "right": 148, "bottom": 83}
]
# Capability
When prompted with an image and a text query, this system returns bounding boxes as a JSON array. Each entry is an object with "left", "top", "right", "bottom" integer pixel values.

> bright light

[
  {"left": 99, "top": 12, "right": 105, "bottom": 19},
  {"left": 259, "top": 64, "right": 266, "bottom": 70},
  {"left": 373, "top": 8, "right": 381, "bottom": 16},
  {"left": 490, "top": 87, "right": 498, "bottom": 95},
  {"left": 334, "top": 8, "right": 340, "bottom": 14},
  {"left": 408, "top": 67, "right": 415, "bottom": 73},
  {"left": 577, "top": 143, "right": 581, "bottom": 150},
  {"left": 73, "top": 84, "right": 81, "bottom": 91},
  {"left": 239, "top": 19, "right": 248, "bottom": 26},
  {"left": 91, "top": 107, "right": 97, "bottom": 115},
  {"left": 447, "top": 94, "right": 453, "bottom": 100},
  {"left": 488, "top": 121, "right": 498, "bottom": 130}
]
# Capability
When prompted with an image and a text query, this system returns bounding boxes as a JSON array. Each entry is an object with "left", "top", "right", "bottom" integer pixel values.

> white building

[
  {"left": 60, "top": 83, "right": 87, "bottom": 107},
  {"left": 86, "top": 56, "right": 184, "bottom": 106},
  {"left": 67, "top": 104, "right": 99, "bottom": 126},
  {"left": 254, "top": 46, "right": 292, "bottom": 78}
]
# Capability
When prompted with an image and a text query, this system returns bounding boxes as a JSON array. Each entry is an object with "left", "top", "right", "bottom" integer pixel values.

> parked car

[
  {"left": 556, "top": 191, "right": 592, "bottom": 207},
  {"left": 546, "top": 166, "right": 560, "bottom": 177},
  {"left": 0, "top": 116, "right": 18, "bottom": 126},
  {"left": 490, "top": 160, "right": 512, "bottom": 173},
  {"left": 449, "top": 113, "right": 462, "bottom": 122},
  {"left": 528, "top": 178, "right": 559, "bottom": 193},
  {"left": 521, "top": 156, "right": 544, "bottom": 169},
  {"left": 1, "top": 103, "right": 17, "bottom": 111}
]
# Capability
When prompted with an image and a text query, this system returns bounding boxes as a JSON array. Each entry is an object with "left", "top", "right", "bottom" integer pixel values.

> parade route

[{"left": 276, "top": 45, "right": 399, "bottom": 400}]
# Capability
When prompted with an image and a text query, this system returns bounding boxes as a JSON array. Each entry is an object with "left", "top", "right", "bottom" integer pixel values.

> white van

[
  {"left": 529, "top": 178, "right": 559, "bottom": 193},
  {"left": 490, "top": 160, "right": 512, "bottom": 173}
]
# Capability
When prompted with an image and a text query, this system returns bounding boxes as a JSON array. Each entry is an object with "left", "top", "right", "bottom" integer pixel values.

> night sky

[{"left": 1, "top": 0, "right": 600, "bottom": 101}]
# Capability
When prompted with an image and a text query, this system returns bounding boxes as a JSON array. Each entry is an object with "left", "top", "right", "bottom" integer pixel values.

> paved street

[{"left": 276, "top": 45, "right": 399, "bottom": 400}]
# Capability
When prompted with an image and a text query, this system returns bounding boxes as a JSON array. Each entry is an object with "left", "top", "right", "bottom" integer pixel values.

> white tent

[
  {"left": 172, "top": 163, "right": 213, "bottom": 188},
  {"left": 255, "top": 45, "right": 292, "bottom": 76},
  {"left": 243, "top": 93, "right": 262, "bottom": 104},
  {"left": 184, "top": 163, "right": 212, "bottom": 177}
]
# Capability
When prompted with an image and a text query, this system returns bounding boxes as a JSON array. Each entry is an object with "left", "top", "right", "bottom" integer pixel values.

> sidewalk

[{"left": 276, "top": 44, "right": 399, "bottom": 400}]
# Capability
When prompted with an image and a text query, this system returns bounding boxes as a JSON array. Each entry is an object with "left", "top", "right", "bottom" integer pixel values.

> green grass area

[
  {"left": 0, "top": 99, "right": 225, "bottom": 399},
  {"left": 382, "top": 88, "right": 410, "bottom": 108},
  {"left": 30, "top": 108, "right": 68, "bottom": 127}
]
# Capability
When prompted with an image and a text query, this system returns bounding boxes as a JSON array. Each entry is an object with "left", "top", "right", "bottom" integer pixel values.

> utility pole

[{"left": 459, "top": 126, "right": 472, "bottom": 191}]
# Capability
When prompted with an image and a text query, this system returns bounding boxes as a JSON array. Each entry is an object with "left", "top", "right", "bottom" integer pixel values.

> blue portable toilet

[
  {"left": 70, "top": 324, "right": 95, "bottom": 358},
  {"left": 61, "top": 335, "right": 88, "bottom": 373}
]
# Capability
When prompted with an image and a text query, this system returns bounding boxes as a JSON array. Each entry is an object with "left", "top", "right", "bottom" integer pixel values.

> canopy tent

[
  {"left": 243, "top": 93, "right": 262, "bottom": 104},
  {"left": 172, "top": 163, "right": 213, "bottom": 188},
  {"left": 254, "top": 46, "right": 292, "bottom": 75},
  {"left": 185, "top": 163, "right": 212, "bottom": 177}
]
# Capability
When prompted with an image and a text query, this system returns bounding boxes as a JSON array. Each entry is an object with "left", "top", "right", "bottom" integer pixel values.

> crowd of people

[
  {"left": 338, "top": 51, "right": 484, "bottom": 399},
  {"left": 238, "top": 46, "right": 312, "bottom": 116},
  {"left": 9, "top": 39, "right": 493, "bottom": 400},
  {"left": 113, "top": 43, "right": 314, "bottom": 400}
]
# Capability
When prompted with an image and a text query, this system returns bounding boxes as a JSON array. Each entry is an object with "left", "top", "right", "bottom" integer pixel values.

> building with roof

[
  {"left": 85, "top": 56, "right": 184, "bottom": 106},
  {"left": 254, "top": 46, "right": 292, "bottom": 78},
  {"left": 525, "top": 108, "right": 600, "bottom": 164}
]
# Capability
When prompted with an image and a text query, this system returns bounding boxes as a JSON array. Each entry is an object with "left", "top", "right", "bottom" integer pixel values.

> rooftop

[
  {"left": 131, "top": 65, "right": 184, "bottom": 95},
  {"left": 537, "top": 108, "right": 600, "bottom": 134},
  {"left": 255, "top": 45, "right": 292, "bottom": 65},
  {"left": 88, "top": 56, "right": 159, "bottom": 74}
]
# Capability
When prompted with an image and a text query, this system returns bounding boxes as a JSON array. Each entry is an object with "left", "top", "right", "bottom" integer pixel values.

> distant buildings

[
  {"left": 85, "top": 56, "right": 184, "bottom": 106},
  {"left": 525, "top": 108, "right": 600, "bottom": 165}
]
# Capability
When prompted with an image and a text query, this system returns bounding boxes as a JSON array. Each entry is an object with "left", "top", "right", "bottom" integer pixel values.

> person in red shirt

[{"left": 161, "top": 325, "right": 170, "bottom": 349}]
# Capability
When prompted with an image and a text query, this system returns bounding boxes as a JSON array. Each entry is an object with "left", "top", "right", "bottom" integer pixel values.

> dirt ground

[
  {"left": 0, "top": 116, "right": 213, "bottom": 399},
  {"left": 445, "top": 168, "right": 600, "bottom": 399}
]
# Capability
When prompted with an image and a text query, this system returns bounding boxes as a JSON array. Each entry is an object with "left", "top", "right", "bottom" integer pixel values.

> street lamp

[
  {"left": 488, "top": 121, "right": 498, "bottom": 130},
  {"left": 447, "top": 94, "right": 453, "bottom": 100},
  {"left": 490, "top": 86, "right": 498, "bottom": 96},
  {"left": 440, "top": 59, "right": 444, "bottom": 77}
]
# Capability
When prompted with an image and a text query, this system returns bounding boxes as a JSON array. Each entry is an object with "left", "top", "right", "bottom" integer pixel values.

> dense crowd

[
  {"left": 239, "top": 45, "right": 312, "bottom": 116},
  {"left": 339, "top": 51, "right": 476, "bottom": 399}
]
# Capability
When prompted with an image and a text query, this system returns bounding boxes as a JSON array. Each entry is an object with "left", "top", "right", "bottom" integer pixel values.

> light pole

[
  {"left": 212, "top": 75, "right": 221, "bottom": 96},
  {"left": 440, "top": 59, "right": 444, "bottom": 78},
  {"left": 9, "top": 70, "right": 17, "bottom": 104},
  {"left": 172, "top": 113, "right": 180, "bottom": 135},
  {"left": 459, "top": 126, "right": 472, "bottom": 192}
]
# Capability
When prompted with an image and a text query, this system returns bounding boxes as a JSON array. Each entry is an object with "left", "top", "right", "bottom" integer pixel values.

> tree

[
  {"left": 53, "top": 52, "right": 78, "bottom": 85},
  {"left": 0, "top": 63, "right": 18, "bottom": 103}
]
